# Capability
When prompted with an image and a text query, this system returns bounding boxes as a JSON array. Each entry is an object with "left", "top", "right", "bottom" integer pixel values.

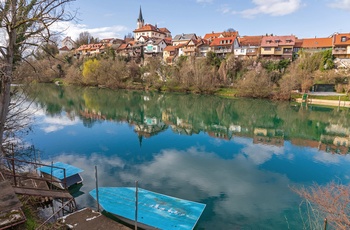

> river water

[{"left": 21, "top": 84, "right": 350, "bottom": 229}]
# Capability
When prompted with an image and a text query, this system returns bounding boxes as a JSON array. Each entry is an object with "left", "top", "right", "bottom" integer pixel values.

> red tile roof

[
  {"left": 203, "top": 32, "right": 223, "bottom": 40},
  {"left": 301, "top": 37, "right": 332, "bottom": 48},
  {"left": 164, "top": 46, "right": 176, "bottom": 52},
  {"left": 239, "top": 36, "right": 263, "bottom": 47},
  {"left": 133, "top": 24, "right": 165, "bottom": 34},
  {"left": 210, "top": 36, "right": 236, "bottom": 47},
  {"left": 261, "top": 35, "right": 296, "bottom": 47},
  {"left": 333, "top": 33, "right": 350, "bottom": 45}
]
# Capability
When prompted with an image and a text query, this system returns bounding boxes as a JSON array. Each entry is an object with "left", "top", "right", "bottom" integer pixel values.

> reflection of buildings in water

[
  {"left": 134, "top": 116, "right": 167, "bottom": 138},
  {"left": 80, "top": 108, "right": 106, "bottom": 120},
  {"left": 207, "top": 124, "right": 233, "bottom": 141},
  {"left": 253, "top": 128, "right": 285, "bottom": 147},
  {"left": 319, "top": 134, "right": 350, "bottom": 155}
]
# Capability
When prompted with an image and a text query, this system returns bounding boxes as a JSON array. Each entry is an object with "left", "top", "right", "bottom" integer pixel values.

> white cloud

[
  {"left": 37, "top": 114, "right": 79, "bottom": 133},
  {"left": 329, "top": 0, "right": 350, "bottom": 10},
  {"left": 50, "top": 21, "right": 128, "bottom": 40},
  {"left": 237, "top": 0, "right": 302, "bottom": 18},
  {"left": 218, "top": 4, "right": 231, "bottom": 14}
]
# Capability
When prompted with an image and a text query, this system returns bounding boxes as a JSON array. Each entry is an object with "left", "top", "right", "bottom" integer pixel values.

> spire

[
  {"left": 137, "top": 6, "right": 145, "bottom": 29},
  {"left": 138, "top": 6, "right": 144, "bottom": 23}
]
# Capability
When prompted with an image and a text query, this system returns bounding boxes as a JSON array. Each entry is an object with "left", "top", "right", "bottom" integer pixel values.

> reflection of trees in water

[{"left": 25, "top": 84, "right": 350, "bottom": 144}]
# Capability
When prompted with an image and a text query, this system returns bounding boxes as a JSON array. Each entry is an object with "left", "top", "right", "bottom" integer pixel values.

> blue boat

[
  {"left": 89, "top": 187, "right": 206, "bottom": 230},
  {"left": 37, "top": 162, "right": 84, "bottom": 189}
]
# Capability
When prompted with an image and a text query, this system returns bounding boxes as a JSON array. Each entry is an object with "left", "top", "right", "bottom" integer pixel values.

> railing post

[
  {"left": 64, "top": 168, "right": 67, "bottom": 189},
  {"left": 95, "top": 166, "right": 100, "bottom": 212},
  {"left": 135, "top": 181, "right": 138, "bottom": 230},
  {"left": 12, "top": 158, "right": 16, "bottom": 186},
  {"left": 324, "top": 218, "right": 327, "bottom": 230}
]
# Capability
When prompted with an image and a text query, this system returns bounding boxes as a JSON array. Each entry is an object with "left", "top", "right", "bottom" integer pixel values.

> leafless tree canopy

[
  {"left": 293, "top": 181, "right": 350, "bottom": 230},
  {"left": 0, "top": 0, "right": 76, "bottom": 157}
]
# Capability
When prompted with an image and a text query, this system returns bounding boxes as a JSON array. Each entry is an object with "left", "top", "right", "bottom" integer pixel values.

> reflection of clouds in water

[
  {"left": 120, "top": 147, "right": 296, "bottom": 229},
  {"left": 234, "top": 137, "right": 285, "bottom": 165},
  {"left": 49, "top": 147, "right": 298, "bottom": 229},
  {"left": 313, "top": 149, "right": 350, "bottom": 164},
  {"left": 41, "top": 117, "right": 79, "bottom": 133}
]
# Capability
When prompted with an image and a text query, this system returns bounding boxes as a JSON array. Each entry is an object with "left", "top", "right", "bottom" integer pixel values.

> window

[
  {"left": 264, "top": 47, "right": 271, "bottom": 51},
  {"left": 275, "top": 47, "right": 281, "bottom": 51},
  {"left": 341, "top": 36, "right": 347, "bottom": 42}
]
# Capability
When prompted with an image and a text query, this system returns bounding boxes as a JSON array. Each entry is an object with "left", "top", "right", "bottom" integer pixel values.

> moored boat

[{"left": 89, "top": 187, "right": 206, "bottom": 230}]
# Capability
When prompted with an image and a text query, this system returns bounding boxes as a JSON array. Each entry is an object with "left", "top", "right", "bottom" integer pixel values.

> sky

[{"left": 56, "top": 0, "right": 350, "bottom": 42}]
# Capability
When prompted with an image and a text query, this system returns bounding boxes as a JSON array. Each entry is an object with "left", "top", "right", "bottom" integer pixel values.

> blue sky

[{"left": 57, "top": 0, "right": 350, "bottom": 41}]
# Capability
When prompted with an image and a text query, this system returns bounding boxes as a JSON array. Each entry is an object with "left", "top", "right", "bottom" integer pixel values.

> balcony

[
  {"left": 333, "top": 47, "right": 348, "bottom": 55},
  {"left": 214, "top": 48, "right": 232, "bottom": 54}
]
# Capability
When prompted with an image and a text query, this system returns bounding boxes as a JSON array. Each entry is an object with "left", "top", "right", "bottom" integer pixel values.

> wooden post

[
  {"left": 95, "top": 166, "right": 100, "bottom": 212},
  {"left": 135, "top": 181, "right": 138, "bottom": 230},
  {"left": 12, "top": 158, "right": 16, "bottom": 186},
  {"left": 50, "top": 161, "right": 53, "bottom": 189},
  {"left": 324, "top": 218, "right": 327, "bottom": 230},
  {"left": 63, "top": 168, "right": 67, "bottom": 190}
]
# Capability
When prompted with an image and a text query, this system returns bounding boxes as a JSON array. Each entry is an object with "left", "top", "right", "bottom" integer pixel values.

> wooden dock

[
  {"left": 59, "top": 208, "right": 132, "bottom": 230},
  {"left": 0, "top": 177, "right": 26, "bottom": 229}
]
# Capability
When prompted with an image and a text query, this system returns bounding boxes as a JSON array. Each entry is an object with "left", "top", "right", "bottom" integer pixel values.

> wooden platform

[
  {"left": 13, "top": 187, "right": 73, "bottom": 199},
  {"left": 0, "top": 180, "right": 26, "bottom": 229},
  {"left": 59, "top": 208, "right": 132, "bottom": 230}
]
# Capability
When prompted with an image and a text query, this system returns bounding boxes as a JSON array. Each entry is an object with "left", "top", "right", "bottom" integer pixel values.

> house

[
  {"left": 163, "top": 45, "right": 178, "bottom": 64},
  {"left": 59, "top": 36, "right": 76, "bottom": 54},
  {"left": 260, "top": 35, "right": 296, "bottom": 59},
  {"left": 332, "top": 33, "right": 350, "bottom": 59},
  {"left": 143, "top": 38, "right": 168, "bottom": 56},
  {"left": 75, "top": 43, "right": 106, "bottom": 56},
  {"left": 210, "top": 35, "right": 239, "bottom": 57},
  {"left": 61, "top": 36, "right": 76, "bottom": 50},
  {"left": 235, "top": 35, "right": 263, "bottom": 59},
  {"left": 133, "top": 7, "right": 171, "bottom": 42},
  {"left": 172, "top": 33, "right": 197, "bottom": 46},
  {"left": 300, "top": 37, "right": 333, "bottom": 53},
  {"left": 182, "top": 38, "right": 201, "bottom": 57},
  {"left": 196, "top": 38, "right": 210, "bottom": 57},
  {"left": 203, "top": 31, "right": 239, "bottom": 44}
]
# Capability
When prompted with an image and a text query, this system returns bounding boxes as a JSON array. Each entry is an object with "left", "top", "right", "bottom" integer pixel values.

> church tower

[{"left": 137, "top": 6, "right": 144, "bottom": 29}]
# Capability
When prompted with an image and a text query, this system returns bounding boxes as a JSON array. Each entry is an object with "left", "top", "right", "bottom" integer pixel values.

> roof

[
  {"left": 118, "top": 44, "right": 128, "bottom": 50},
  {"left": 239, "top": 36, "right": 263, "bottom": 47},
  {"left": 301, "top": 37, "right": 333, "bottom": 48},
  {"left": 89, "top": 187, "right": 206, "bottom": 230},
  {"left": 333, "top": 33, "right": 350, "bottom": 45},
  {"left": 294, "top": 39, "right": 303, "bottom": 48},
  {"left": 210, "top": 36, "right": 237, "bottom": 47},
  {"left": 59, "top": 46, "right": 70, "bottom": 51},
  {"left": 38, "top": 162, "right": 83, "bottom": 179},
  {"left": 261, "top": 35, "right": 296, "bottom": 47},
  {"left": 164, "top": 46, "right": 176, "bottom": 52},
  {"left": 159, "top": 27, "right": 171, "bottom": 33},
  {"left": 134, "top": 24, "right": 166, "bottom": 34},
  {"left": 173, "top": 33, "right": 197, "bottom": 41},
  {"left": 203, "top": 32, "right": 223, "bottom": 40}
]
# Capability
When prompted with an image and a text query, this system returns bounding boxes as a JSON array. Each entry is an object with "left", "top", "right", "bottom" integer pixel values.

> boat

[
  {"left": 37, "top": 162, "right": 84, "bottom": 189},
  {"left": 89, "top": 187, "right": 206, "bottom": 230}
]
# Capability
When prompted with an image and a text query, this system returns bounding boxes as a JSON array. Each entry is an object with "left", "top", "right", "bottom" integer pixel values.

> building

[
  {"left": 133, "top": 7, "right": 171, "bottom": 42},
  {"left": 172, "top": 33, "right": 197, "bottom": 46},
  {"left": 332, "top": 33, "right": 350, "bottom": 59},
  {"left": 59, "top": 36, "right": 76, "bottom": 54},
  {"left": 210, "top": 35, "right": 239, "bottom": 57},
  {"left": 260, "top": 35, "right": 296, "bottom": 59},
  {"left": 300, "top": 37, "right": 333, "bottom": 53},
  {"left": 235, "top": 35, "right": 263, "bottom": 59}
]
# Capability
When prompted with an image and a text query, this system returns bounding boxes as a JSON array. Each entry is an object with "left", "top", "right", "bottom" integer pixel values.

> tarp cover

[
  {"left": 90, "top": 187, "right": 206, "bottom": 230},
  {"left": 38, "top": 162, "right": 83, "bottom": 179}
]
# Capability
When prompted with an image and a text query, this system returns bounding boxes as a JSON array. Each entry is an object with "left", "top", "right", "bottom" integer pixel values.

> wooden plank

[
  {"left": 59, "top": 208, "right": 132, "bottom": 230},
  {"left": 0, "top": 180, "right": 22, "bottom": 213},
  {"left": 13, "top": 187, "right": 73, "bottom": 199}
]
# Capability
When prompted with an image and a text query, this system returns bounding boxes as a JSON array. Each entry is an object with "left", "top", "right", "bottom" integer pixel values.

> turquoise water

[{"left": 23, "top": 84, "right": 350, "bottom": 229}]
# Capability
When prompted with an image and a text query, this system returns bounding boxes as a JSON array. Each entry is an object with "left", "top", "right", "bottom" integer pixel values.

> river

[{"left": 20, "top": 83, "right": 350, "bottom": 229}]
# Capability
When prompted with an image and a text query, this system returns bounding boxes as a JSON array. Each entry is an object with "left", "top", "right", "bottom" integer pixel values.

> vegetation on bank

[{"left": 14, "top": 46, "right": 350, "bottom": 100}]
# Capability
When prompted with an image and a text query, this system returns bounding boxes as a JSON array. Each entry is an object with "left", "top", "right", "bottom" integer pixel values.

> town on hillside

[{"left": 58, "top": 7, "right": 350, "bottom": 68}]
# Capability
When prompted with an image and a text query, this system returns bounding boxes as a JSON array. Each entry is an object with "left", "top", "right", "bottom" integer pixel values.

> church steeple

[{"left": 137, "top": 6, "right": 144, "bottom": 29}]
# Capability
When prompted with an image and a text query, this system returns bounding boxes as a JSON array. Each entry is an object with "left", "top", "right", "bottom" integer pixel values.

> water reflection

[
  {"left": 48, "top": 146, "right": 297, "bottom": 229},
  {"left": 21, "top": 84, "right": 350, "bottom": 229},
  {"left": 24, "top": 84, "right": 350, "bottom": 155}
]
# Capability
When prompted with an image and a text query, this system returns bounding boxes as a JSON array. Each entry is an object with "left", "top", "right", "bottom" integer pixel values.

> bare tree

[
  {"left": 0, "top": 0, "right": 76, "bottom": 157},
  {"left": 293, "top": 181, "right": 350, "bottom": 229}
]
